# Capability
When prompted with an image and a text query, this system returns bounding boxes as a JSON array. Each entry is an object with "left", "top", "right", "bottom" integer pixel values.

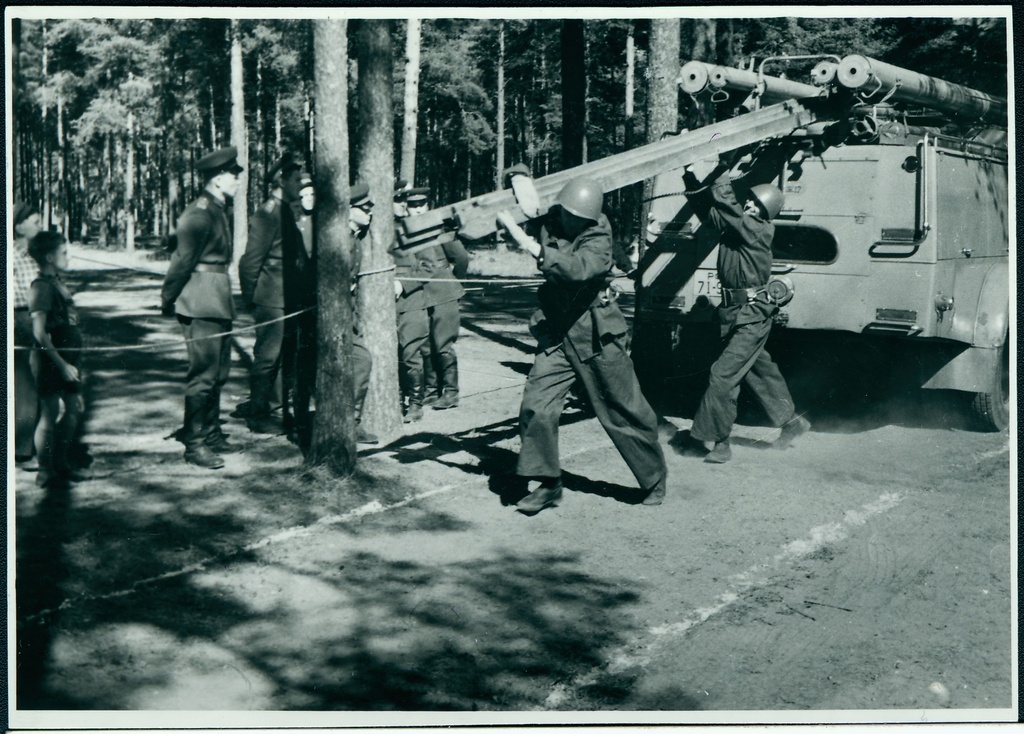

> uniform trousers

[
  {"left": 283, "top": 310, "right": 317, "bottom": 433},
  {"left": 14, "top": 309, "right": 39, "bottom": 457},
  {"left": 251, "top": 304, "right": 284, "bottom": 409},
  {"left": 689, "top": 315, "right": 795, "bottom": 444},
  {"left": 180, "top": 317, "right": 233, "bottom": 399},
  {"left": 179, "top": 316, "right": 232, "bottom": 445},
  {"left": 517, "top": 336, "right": 666, "bottom": 490},
  {"left": 282, "top": 312, "right": 373, "bottom": 430},
  {"left": 423, "top": 298, "right": 461, "bottom": 396},
  {"left": 396, "top": 306, "right": 429, "bottom": 404}
]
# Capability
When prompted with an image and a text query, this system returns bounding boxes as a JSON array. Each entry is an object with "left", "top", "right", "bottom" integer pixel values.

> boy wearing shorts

[{"left": 28, "top": 231, "right": 86, "bottom": 488}]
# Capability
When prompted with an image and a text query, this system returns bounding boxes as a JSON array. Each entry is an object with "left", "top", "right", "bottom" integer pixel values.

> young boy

[{"left": 27, "top": 231, "right": 86, "bottom": 487}]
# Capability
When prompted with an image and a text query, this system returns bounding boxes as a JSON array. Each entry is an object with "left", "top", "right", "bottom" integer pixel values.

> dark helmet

[
  {"left": 556, "top": 178, "right": 604, "bottom": 222},
  {"left": 748, "top": 184, "right": 784, "bottom": 221}
]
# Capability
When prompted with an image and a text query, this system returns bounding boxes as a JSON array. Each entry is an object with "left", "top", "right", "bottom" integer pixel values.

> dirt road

[{"left": 11, "top": 253, "right": 1015, "bottom": 725}]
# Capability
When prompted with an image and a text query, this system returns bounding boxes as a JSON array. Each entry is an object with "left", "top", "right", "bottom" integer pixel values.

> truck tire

[{"left": 970, "top": 331, "right": 1010, "bottom": 432}]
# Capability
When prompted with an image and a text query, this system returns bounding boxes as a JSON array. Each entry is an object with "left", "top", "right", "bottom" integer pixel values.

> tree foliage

[{"left": 12, "top": 13, "right": 1008, "bottom": 251}]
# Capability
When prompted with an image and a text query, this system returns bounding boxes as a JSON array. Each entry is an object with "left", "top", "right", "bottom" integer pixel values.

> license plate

[{"left": 693, "top": 269, "right": 721, "bottom": 299}]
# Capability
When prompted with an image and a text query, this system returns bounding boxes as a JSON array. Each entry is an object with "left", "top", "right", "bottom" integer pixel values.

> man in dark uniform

[
  {"left": 681, "top": 162, "right": 811, "bottom": 463},
  {"left": 497, "top": 178, "right": 668, "bottom": 513},
  {"left": 408, "top": 187, "right": 470, "bottom": 410},
  {"left": 238, "top": 153, "right": 303, "bottom": 434},
  {"left": 161, "top": 146, "right": 243, "bottom": 469},
  {"left": 391, "top": 183, "right": 430, "bottom": 423},
  {"left": 284, "top": 181, "right": 377, "bottom": 451},
  {"left": 345, "top": 183, "right": 378, "bottom": 445}
]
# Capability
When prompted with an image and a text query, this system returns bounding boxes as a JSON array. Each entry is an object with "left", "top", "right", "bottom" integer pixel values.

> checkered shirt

[{"left": 12, "top": 244, "right": 38, "bottom": 309}]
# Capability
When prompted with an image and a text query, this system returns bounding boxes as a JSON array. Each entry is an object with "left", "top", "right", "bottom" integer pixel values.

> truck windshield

[{"left": 771, "top": 223, "right": 838, "bottom": 263}]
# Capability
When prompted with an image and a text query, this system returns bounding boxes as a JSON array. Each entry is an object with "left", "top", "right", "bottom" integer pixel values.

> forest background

[{"left": 9, "top": 13, "right": 1008, "bottom": 255}]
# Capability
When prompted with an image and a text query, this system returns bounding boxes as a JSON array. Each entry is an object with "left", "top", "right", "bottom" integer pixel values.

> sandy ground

[{"left": 10, "top": 245, "right": 1015, "bottom": 726}]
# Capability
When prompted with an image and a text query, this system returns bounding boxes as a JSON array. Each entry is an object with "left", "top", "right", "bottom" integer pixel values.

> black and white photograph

[{"left": 6, "top": 5, "right": 1015, "bottom": 729}]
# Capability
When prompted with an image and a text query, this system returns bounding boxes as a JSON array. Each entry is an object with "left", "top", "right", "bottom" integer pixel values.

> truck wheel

[{"left": 970, "top": 332, "right": 1009, "bottom": 432}]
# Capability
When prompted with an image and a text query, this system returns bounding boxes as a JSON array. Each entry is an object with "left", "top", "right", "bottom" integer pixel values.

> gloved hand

[
  {"left": 393, "top": 280, "right": 404, "bottom": 299},
  {"left": 160, "top": 300, "right": 176, "bottom": 317}
]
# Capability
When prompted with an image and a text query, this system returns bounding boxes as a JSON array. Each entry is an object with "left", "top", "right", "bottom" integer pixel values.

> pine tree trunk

[
  {"left": 57, "top": 93, "right": 69, "bottom": 237},
  {"left": 230, "top": 19, "right": 248, "bottom": 271},
  {"left": 125, "top": 108, "right": 135, "bottom": 252},
  {"left": 400, "top": 19, "right": 421, "bottom": 185},
  {"left": 621, "top": 23, "right": 640, "bottom": 243},
  {"left": 689, "top": 19, "right": 717, "bottom": 127},
  {"left": 11, "top": 19, "right": 20, "bottom": 202},
  {"left": 355, "top": 19, "right": 402, "bottom": 442},
  {"left": 41, "top": 21, "right": 51, "bottom": 228},
  {"left": 495, "top": 22, "right": 505, "bottom": 189},
  {"left": 309, "top": 18, "right": 357, "bottom": 474},
  {"left": 560, "top": 20, "right": 586, "bottom": 169},
  {"left": 640, "top": 18, "right": 680, "bottom": 255}
]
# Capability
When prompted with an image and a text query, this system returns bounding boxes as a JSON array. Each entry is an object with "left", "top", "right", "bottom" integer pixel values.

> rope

[
  {"left": 71, "top": 253, "right": 167, "bottom": 277},
  {"left": 26, "top": 254, "right": 575, "bottom": 355},
  {"left": 14, "top": 306, "right": 316, "bottom": 353}
]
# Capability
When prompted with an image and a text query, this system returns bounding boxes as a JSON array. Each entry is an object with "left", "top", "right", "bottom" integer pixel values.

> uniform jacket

[
  {"left": 239, "top": 193, "right": 298, "bottom": 309},
  {"left": 390, "top": 219, "right": 430, "bottom": 314},
  {"left": 683, "top": 170, "right": 776, "bottom": 327},
  {"left": 281, "top": 201, "right": 316, "bottom": 314},
  {"left": 421, "top": 240, "right": 470, "bottom": 307},
  {"left": 162, "top": 190, "right": 235, "bottom": 320},
  {"left": 532, "top": 218, "right": 628, "bottom": 362}
]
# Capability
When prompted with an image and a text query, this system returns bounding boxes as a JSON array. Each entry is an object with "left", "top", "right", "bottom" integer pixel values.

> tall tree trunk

[
  {"left": 688, "top": 19, "right": 718, "bottom": 127},
  {"left": 230, "top": 19, "right": 248, "bottom": 270},
  {"left": 355, "top": 19, "right": 402, "bottom": 442},
  {"left": 641, "top": 18, "right": 680, "bottom": 256},
  {"left": 209, "top": 90, "right": 217, "bottom": 147},
  {"left": 57, "top": 92, "right": 69, "bottom": 236},
  {"left": 560, "top": 20, "right": 586, "bottom": 169},
  {"left": 12, "top": 19, "right": 20, "bottom": 202},
  {"left": 400, "top": 18, "right": 421, "bottom": 185},
  {"left": 256, "top": 56, "right": 264, "bottom": 196},
  {"left": 310, "top": 19, "right": 357, "bottom": 474},
  {"left": 495, "top": 21, "right": 505, "bottom": 189},
  {"left": 275, "top": 92, "right": 282, "bottom": 150},
  {"left": 125, "top": 107, "right": 136, "bottom": 252},
  {"left": 621, "top": 23, "right": 640, "bottom": 244},
  {"left": 41, "top": 21, "right": 50, "bottom": 228}
]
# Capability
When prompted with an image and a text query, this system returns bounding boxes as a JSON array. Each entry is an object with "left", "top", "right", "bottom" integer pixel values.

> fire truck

[{"left": 398, "top": 54, "right": 1010, "bottom": 431}]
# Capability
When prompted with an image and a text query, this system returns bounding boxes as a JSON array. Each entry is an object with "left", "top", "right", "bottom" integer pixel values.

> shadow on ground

[{"left": 16, "top": 269, "right": 658, "bottom": 712}]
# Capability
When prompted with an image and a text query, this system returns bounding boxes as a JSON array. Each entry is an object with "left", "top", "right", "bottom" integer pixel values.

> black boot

[
  {"left": 205, "top": 388, "right": 239, "bottom": 453},
  {"left": 183, "top": 395, "right": 224, "bottom": 469},
  {"left": 432, "top": 350, "right": 460, "bottom": 410},
  {"left": 247, "top": 375, "right": 282, "bottom": 434},
  {"left": 422, "top": 348, "right": 439, "bottom": 406},
  {"left": 401, "top": 358, "right": 425, "bottom": 423}
]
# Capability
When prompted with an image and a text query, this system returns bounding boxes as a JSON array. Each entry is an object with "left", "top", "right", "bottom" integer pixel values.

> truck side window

[{"left": 771, "top": 223, "right": 838, "bottom": 263}]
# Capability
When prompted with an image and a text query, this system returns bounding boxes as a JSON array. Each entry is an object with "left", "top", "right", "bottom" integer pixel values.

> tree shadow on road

[
  {"left": 12, "top": 266, "right": 690, "bottom": 714},
  {"left": 17, "top": 476, "right": 656, "bottom": 711}
]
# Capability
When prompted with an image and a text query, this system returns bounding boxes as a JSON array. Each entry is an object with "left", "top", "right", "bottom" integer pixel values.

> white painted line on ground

[
  {"left": 22, "top": 436, "right": 654, "bottom": 623},
  {"left": 543, "top": 491, "right": 904, "bottom": 709},
  {"left": 22, "top": 482, "right": 470, "bottom": 623}
]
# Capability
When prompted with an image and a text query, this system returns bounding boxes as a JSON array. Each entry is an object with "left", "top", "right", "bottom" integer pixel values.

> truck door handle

[{"left": 772, "top": 264, "right": 796, "bottom": 274}]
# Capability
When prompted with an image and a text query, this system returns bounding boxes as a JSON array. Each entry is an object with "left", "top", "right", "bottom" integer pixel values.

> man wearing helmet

[
  {"left": 680, "top": 162, "right": 811, "bottom": 464},
  {"left": 496, "top": 178, "right": 668, "bottom": 513}
]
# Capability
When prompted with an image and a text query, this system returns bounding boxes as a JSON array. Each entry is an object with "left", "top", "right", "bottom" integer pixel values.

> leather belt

[
  {"left": 194, "top": 262, "right": 228, "bottom": 273},
  {"left": 721, "top": 286, "right": 769, "bottom": 307}
]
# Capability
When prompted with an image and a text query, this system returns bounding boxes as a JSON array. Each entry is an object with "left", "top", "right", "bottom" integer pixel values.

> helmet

[
  {"left": 748, "top": 184, "right": 784, "bottom": 221},
  {"left": 556, "top": 178, "right": 604, "bottom": 222}
]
